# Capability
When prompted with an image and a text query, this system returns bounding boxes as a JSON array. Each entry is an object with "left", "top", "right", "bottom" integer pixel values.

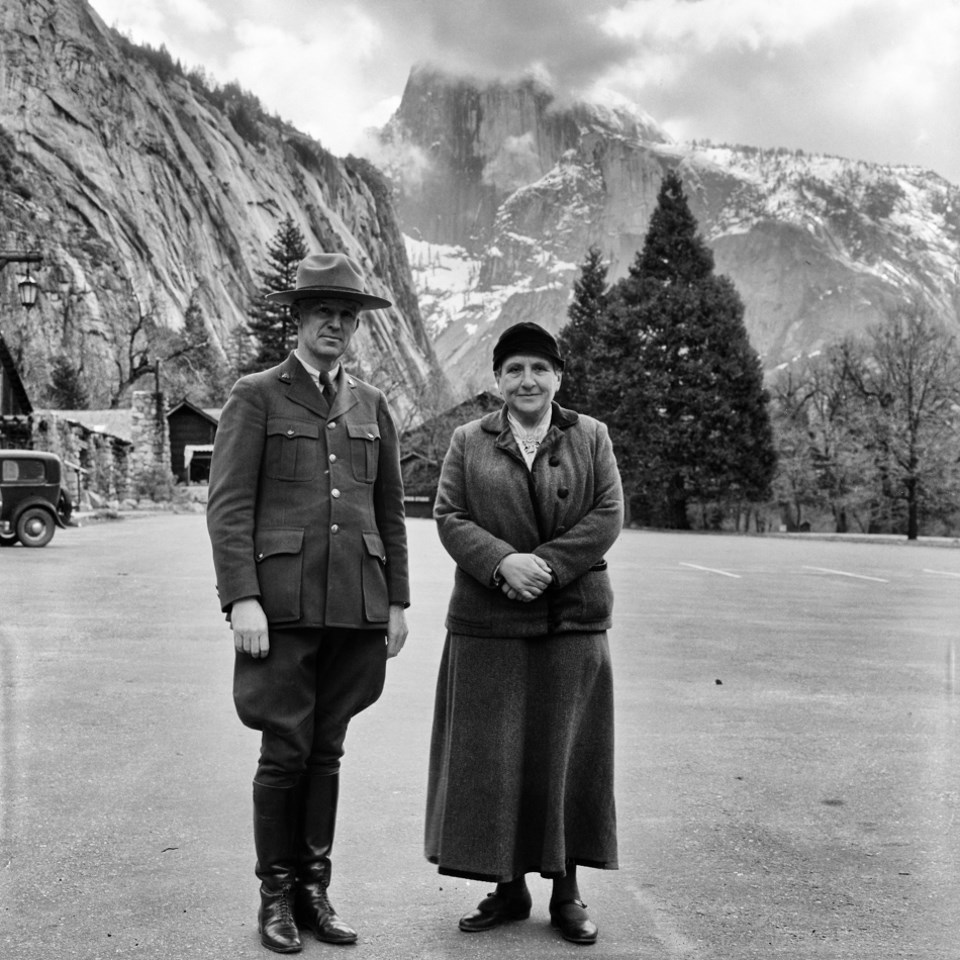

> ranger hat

[{"left": 266, "top": 252, "right": 392, "bottom": 310}]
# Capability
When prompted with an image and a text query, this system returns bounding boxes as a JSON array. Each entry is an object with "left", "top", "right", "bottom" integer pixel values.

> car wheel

[
  {"left": 16, "top": 508, "right": 56, "bottom": 547},
  {"left": 0, "top": 531, "right": 18, "bottom": 547}
]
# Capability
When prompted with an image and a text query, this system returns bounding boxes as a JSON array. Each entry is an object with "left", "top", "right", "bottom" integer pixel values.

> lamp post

[
  {"left": 0, "top": 250, "right": 43, "bottom": 309},
  {"left": 0, "top": 249, "right": 42, "bottom": 444}
]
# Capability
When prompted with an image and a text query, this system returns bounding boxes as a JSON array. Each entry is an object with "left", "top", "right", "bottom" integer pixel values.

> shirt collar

[
  {"left": 294, "top": 350, "right": 339, "bottom": 384},
  {"left": 507, "top": 404, "right": 552, "bottom": 438}
]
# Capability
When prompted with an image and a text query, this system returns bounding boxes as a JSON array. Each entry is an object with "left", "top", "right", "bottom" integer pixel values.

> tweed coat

[
  {"left": 206, "top": 352, "right": 409, "bottom": 630},
  {"left": 434, "top": 402, "right": 623, "bottom": 637},
  {"left": 425, "top": 402, "right": 623, "bottom": 880}
]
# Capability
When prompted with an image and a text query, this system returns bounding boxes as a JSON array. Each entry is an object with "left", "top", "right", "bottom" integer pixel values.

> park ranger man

[{"left": 207, "top": 251, "right": 409, "bottom": 953}]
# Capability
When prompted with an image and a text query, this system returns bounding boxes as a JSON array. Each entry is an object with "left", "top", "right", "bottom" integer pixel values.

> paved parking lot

[{"left": 1, "top": 516, "right": 957, "bottom": 958}]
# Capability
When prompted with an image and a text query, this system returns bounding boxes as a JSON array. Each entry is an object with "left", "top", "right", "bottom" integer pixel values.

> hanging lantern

[{"left": 17, "top": 269, "right": 39, "bottom": 309}]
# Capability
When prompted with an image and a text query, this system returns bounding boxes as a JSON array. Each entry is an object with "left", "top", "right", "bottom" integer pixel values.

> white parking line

[
  {"left": 923, "top": 569, "right": 960, "bottom": 579},
  {"left": 679, "top": 562, "right": 741, "bottom": 579},
  {"left": 802, "top": 565, "right": 889, "bottom": 583}
]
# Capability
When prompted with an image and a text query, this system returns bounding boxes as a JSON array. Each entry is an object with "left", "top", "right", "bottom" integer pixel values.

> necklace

[{"left": 517, "top": 434, "right": 541, "bottom": 456}]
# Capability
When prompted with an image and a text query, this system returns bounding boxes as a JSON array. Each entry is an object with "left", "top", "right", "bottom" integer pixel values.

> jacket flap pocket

[
  {"left": 347, "top": 423, "right": 380, "bottom": 441},
  {"left": 267, "top": 417, "right": 320, "bottom": 439},
  {"left": 255, "top": 528, "right": 304, "bottom": 562},
  {"left": 362, "top": 530, "right": 386, "bottom": 563}
]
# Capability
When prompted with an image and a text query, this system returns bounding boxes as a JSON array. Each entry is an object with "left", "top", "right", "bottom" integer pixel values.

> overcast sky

[{"left": 89, "top": 0, "right": 960, "bottom": 186}]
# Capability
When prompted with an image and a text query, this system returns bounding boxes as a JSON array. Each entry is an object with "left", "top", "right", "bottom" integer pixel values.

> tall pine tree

[
  {"left": 246, "top": 215, "right": 308, "bottom": 370},
  {"left": 557, "top": 245, "right": 608, "bottom": 411},
  {"left": 48, "top": 355, "right": 88, "bottom": 409},
  {"left": 592, "top": 170, "right": 776, "bottom": 528}
]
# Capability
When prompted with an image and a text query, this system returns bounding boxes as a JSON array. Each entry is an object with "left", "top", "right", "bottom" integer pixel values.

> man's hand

[
  {"left": 231, "top": 597, "right": 270, "bottom": 658},
  {"left": 498, "top": 553, "right": 553, "bottom": 602},
  {"left": 386, "top": 603, "right": 408, "bottom": 658}
]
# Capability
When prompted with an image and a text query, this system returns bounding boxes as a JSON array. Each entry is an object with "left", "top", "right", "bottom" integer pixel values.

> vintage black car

[{"left": 0, "top": 449, "right": 72, "bottom": 547}]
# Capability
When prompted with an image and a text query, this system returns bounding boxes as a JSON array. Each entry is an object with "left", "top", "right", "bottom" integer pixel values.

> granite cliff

[
  {"left": 379, "top": 66, "right": 960, "bottom": 391},
  {"left": 0, "top": 0, "right": 442, "bottom": 416}
]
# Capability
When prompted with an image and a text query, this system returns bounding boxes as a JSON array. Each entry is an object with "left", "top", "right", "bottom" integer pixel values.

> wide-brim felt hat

[{"left": 265, "top": 252, "right": 392, "bottom": 310}]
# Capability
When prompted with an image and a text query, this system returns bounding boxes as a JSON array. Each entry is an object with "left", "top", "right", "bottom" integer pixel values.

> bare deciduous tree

[
  {"left": 771, "top": 298, "right": 960, "bottom": 538},
  {"left": 848, "top": 299, "right": 960, "bottom": 539}
]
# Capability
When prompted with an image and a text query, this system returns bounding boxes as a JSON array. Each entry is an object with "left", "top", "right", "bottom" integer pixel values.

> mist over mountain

[
  {"left": 3, "top": 6, "right": 958, "bottom": 419},
  {"left": 377, "top": 65, "right": 960, "bottom": 392},
  {"left": 0, "top": 0, "right": 441, "bottom": 414}
]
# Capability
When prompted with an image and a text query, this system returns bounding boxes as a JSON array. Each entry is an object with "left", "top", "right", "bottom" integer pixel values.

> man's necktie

[{"left": 319, "top": 370, "right": 336, "bottom": 404}]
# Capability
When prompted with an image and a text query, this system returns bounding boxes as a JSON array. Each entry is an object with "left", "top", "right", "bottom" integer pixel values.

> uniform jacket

[
  {"left": 206, "top": 353, "right": 409, "bottom": 629},
  {"left": 434, "top": 403, "right": 623, "bottom": 638}
]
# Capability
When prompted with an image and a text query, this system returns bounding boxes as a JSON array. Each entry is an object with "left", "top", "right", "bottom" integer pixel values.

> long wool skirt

[{"left": 424, "top": 630, "right": 618, "bottom": 881}]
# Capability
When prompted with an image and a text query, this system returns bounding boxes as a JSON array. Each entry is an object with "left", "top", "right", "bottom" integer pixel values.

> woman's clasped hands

[{"left": 498, "top": 553, "right": 553, "bottom": 602}]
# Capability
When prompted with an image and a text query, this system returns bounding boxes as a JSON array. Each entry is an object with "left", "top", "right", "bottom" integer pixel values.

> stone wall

[
  {"left": 24, "top": 391, "right": 170, "bottom": 508},
  {"left": 31, "top": 413, "right": 131, "bottom": 506},
  {"left": 129, "top": 391, "right": 170, "bottom": 481}
]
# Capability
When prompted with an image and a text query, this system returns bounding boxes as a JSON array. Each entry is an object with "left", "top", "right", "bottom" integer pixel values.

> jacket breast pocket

[
  {"left": 347, "top": 423, "right": 380, "bottom": 483},
  {"left": 255, "top": 527, "right": 304, "bottom": 623},
  {"left": 265, "top": 418, "right": 319, "bottom": 481},
  {"left": 361, "top": 530, "right": 389, "bottom": 623}
]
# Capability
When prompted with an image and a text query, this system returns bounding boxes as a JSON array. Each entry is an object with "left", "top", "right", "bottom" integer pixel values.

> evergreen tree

[
  {"left": 246, "top": 215, "right": 308, "bottom": 370},
  {"left": 161, "top": 292, "right": 231, "bottom": 404},
  {"left": 595, "top": 169, "right": 776, "bottom": 528},
  {"left": 628, "top": 171, "right": 714, "bottom": 290},
  {"left": 557, "top": 245, "right": 608, "bottom": 411},
  {"left": 48, "top": 355, "right": 88, "bottom": 409}
]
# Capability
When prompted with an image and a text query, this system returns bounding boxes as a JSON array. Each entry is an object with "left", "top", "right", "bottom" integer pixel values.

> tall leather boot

[
  {"left": 253, "top": 781, "right": 302, "bottom": 954},
  {"left": 294, "top": 772, "right": 358, "bottom": 944}
]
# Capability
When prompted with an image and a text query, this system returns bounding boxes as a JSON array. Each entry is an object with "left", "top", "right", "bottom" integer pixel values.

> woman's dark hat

[
  {"left": 492, "top": 321, "right": 564, "bottom": 371},
  {"left": 265, "top": 252, "right": 392, "bottom": 310}
]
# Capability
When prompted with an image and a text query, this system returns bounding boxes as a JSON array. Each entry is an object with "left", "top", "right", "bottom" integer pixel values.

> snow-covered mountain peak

[{"left": 381, "top": 69, "right": 960, "bottom": 391}]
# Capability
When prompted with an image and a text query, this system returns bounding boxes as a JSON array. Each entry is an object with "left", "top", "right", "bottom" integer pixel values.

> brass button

[
  {"left": 331, "top": 488, "right": 341, "bottom": 498},
  {"left": 327, "top": 421, "right": 337, "bottom": 429},
  {"left": 331, "top": 524, "right": 339, "bottom": 533},
  {"left": 329, "top": 453, "right": 337, "bottom": 462},
  {"left": 256, "top": 552, "right": 264, "bottom": 560},
  {"left": 287, "top": 428, "right": 295, "bottom": 436}
]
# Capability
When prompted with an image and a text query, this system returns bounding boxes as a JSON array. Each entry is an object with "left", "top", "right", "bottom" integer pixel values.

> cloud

[
  {"left": 406, "top": 0, "right": 638, "bottom": 89},
  {"left": 87, "top": 0, "right": 960, "bottom": 183},
  {"left": 360, "top": 133, "right": 434, "bottom": 189},
  {"left": 600, "top": 0, "right": 879, "bottom": 50},
  {"left": 93, "top": 0, "right": 224, "bottom": 41},
  {"left": 591, "top": 0, "right": 960, "bottom": 178},
  {"left": 224, "top": 11, "right": 386, "bottom": 150},
  {"left": 482, "top": 133, "right": 544, "bottom": 191}
]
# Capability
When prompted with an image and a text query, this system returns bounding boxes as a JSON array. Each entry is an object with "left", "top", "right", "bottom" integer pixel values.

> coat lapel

[
  {"left": 278, "top": 354, "right": 328, "bottom": 418},
  {"left": 328, "top": 368, "right": 359, "bottom": 420},
  {"left": 277, "top": 355, "right": 362, "bottom": 421},
  {"left": 484, "top": 407, "right": 526, "bottom": 467},
  {"left": 483, "top": 403, "right": 578, "bottom": 466}
]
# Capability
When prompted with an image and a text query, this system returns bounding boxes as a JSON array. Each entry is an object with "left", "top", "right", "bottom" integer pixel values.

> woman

[{"left": 425, "top": 321, "right": 623, "bottom": 945}]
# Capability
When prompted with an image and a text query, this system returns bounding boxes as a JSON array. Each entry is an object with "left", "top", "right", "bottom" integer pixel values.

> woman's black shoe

[
  {"left": 459, "top": 889, "right": 533, "bottom": 932},
  {"left": 549, "top": 899, "right": 598, "bottom": 944}
]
